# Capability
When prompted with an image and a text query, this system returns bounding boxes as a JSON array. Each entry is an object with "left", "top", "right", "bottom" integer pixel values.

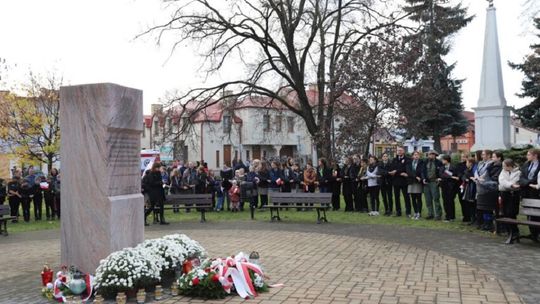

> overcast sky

[{"left": 0, "top": 0, "right": 536, "bottom": 114}]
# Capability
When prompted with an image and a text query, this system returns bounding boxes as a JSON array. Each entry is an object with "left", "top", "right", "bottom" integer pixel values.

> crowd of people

[
  {"left": 141, "top": 147, "right": 540, "bottom": 241},
  {"left": 3, "top": 147, "right": 539, "bottom": 243},
  {"left": 0, "top": 166, "right": 61, "bottom": 223}
]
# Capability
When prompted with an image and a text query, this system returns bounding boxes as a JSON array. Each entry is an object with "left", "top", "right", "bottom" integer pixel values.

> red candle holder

[{"left": 41, "top": 270, "right": 54, "bottom": 286}]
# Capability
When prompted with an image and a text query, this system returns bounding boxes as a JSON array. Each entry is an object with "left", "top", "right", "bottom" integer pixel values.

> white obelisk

[{"left": 471, "top": 0, "right": 511, "bottom": 151}]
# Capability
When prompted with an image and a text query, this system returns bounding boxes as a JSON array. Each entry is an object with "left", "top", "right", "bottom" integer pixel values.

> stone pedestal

[
  {"left": 60, "top": 83, "right": 144, "bottom": 273},
  {"left": 472, "top": 105, "right": 511, "bottom": 151}
]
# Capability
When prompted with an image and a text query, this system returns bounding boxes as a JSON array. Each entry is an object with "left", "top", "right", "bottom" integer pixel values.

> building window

[
  {"left": 234, "top": 150, "right": 238, "bottom": 162},
  {"left": 515, "top": 127, "right": 519, "bottom": 134},
  {"left": 246, "top": 150, "right": 250, "bottom": 161},
  {"left": 275, "top": 115, "right": 282, "bottom": 132},
  {"left": 263, "top": 150, "right": 267, "bottom": 159},
  {"left": 154, "top": 120, "right": 159, "bottom": 136},
  {"left": 216, "top": 150, "right": 220, "bottom": 168},
  {"left": 167, "top": 118, "right": 173, "bottom": 134},
  {"left": 223, "top": 115, "right": 232, "bottom": 133},
  {"left": 142, "top": 123, "right": 146, "bottom": 138},
  {"left": 263, "top": 114, "right": 270, "bottom": 132},
  {"left": 287, "top": 116, "right": 295, "bottom": 133}
]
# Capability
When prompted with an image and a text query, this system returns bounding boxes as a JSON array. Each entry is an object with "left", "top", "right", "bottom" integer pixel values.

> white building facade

[{"left": 141, "top": 96, "right": 314, "bottom": 170}]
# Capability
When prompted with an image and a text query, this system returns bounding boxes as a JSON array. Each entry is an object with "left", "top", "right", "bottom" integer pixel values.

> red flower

[
  {"left": 60, "top": 276, "right": 67, "bottom": 283},
  {"left": 212, "top": 275, "right": 220, "bottom": 282},
  {"left": 192, "top": 277, "right": 200, "bottom": 286},
  {"left": 204, "top": 267, "right": 211, "bottom": 273}
]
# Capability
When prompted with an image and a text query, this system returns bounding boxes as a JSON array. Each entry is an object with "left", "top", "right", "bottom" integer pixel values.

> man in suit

[
  {"left": 439, "top": 154, "right": 460, "bottom": 222},
  {"left": 379, "top": 153, "right": 394, "bottom": 216},
  {"left": 519, "top": 149, "right": 540, "bottom": 239},
  {"left": 423, "top": 150, "right": 443, "bottom": 220},
  {"left": 388, "top": 147, "right": 410, "bottom": 217}
]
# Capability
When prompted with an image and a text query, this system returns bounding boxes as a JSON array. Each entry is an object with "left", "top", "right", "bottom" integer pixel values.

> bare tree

[
  {"left": 335, "top": 33, "right": 405, "bottom": 156},
  {"left": 140, "top": 0, "right": 411, "bottom": 160}
]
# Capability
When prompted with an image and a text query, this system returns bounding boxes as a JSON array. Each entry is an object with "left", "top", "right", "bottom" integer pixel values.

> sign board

[{"left": 160, "top": 145, "right": 174, "bottom": 162}]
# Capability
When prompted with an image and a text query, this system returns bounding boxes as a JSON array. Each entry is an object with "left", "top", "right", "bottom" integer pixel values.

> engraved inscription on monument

[{"left": 107, "top": 129, "right": 141, "bottom": 196}]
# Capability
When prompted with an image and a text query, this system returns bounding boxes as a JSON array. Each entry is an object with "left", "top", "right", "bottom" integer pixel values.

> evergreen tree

[
  {"left": 510, "top": 18, "right": 540, "bottom": 130},
  {"left": 399, "top": 0, "right": 473, "bottom": 152}
]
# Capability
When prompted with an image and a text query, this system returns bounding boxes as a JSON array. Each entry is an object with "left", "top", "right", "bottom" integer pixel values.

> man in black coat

[
  {"left": 519, "top": 149, "right": 540, "bottom": 239},
  {"left": 454, "top": 153, "right": 469, "bottom": 222},
  {"left": 439, "top": 154, "right": 460, "bottom": 221},
  {"left": 388, "top": 147, "right": 410, "bottom": 217},
  {"left": 379, "top": 153, "right": 394, "bottom": 216},
  {"left": 351, "top": 155, "right": 361, "bottom": 211}
]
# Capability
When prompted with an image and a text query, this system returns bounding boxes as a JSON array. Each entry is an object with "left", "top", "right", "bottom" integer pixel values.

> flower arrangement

[
  {"left": 136, "top": 238, "right": 187, "bottom": 272},
  {"left": 178, "top": 260, "right": 228, "bottom": 299},
  {"left": 93, "top": 234, "right": 207, "bottom": 299},
  {"left": 162, "top": 234, "right": 207, "bottom": 259},
  {"left": 93, "top": 247, "right": 161, "bottom": 299},
  {"left": 178, "top": 252, "right": 269, "bottom": 300}
]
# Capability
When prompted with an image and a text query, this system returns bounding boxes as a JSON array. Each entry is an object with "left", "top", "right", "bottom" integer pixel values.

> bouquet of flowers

[
  {"left": 177, "top": 260, "right": 228, "bottom": 299},
  {"left": 93, "top": 247, "right": 161, "bottom": 299},
  {"left": 162, "top": 234, "right": 207, "bottom": 259},
  {"left": 135, "top": 238, "right": 187, "bottom": 272},
  {"left": 178, "top": 252, "right": 268, "bottom": 300}
]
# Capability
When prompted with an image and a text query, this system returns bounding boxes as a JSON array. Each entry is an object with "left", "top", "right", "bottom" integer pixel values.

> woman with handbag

[{"left": 474, "top": 150, "right": 502, "bottom": 232}]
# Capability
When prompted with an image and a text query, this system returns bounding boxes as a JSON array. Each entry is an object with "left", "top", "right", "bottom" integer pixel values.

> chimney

[{"left": 222, "top": 90, "right": 234, "bottom": 109}]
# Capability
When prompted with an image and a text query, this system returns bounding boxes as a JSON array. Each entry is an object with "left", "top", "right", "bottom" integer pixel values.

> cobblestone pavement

[{"left": 1, "top": 221, "right": 538, "bottom": 304}]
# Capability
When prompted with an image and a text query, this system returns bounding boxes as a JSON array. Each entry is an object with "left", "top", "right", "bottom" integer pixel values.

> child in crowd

[{"left": 229, "top": 180, "right": 241, "bottom": 212}]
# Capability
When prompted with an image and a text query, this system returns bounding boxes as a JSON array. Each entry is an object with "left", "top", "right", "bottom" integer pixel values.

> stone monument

[
  {"left": 60, "top": 83, "right": 144, "bottom": 273},
  {"left": 471, "top": 0, "right": 511, "bottom": 151}
]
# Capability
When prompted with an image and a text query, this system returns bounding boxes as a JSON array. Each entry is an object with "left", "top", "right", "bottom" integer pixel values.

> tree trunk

[
  {"left": 47, "top": 155, "right": 54, "bottom": 175},
  {"left": 433, "top": 135, "right": 442, "bottom": 154}
]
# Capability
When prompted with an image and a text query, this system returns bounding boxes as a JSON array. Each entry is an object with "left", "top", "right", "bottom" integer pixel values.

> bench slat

[
  {"left": 522, "top": 198, "right": 540, "bottom": 208},
  {"left": 166, "top": 194, "right": 212, "bottom": 199},
  {"left": 0, "top": 205, "right": 11, "bottom": 216},
  {"left": 271, "top": 198, "right": 332, "bottom": 203},
  {"left": 269, "top": 193, "right": 332, "bottom": 198},
  {"left": 496, "top": 217, "right": 540, "bottom": 227},
  {"left": 521, "top": 207, "right": 540, "bottom": 217}
]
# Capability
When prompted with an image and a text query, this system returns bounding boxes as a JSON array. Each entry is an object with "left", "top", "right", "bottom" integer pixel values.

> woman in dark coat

[
  {"left": 316, "top": 158, "right": 333, "bottom": 193},
  {"left": 462, "top": 157, "right": 478, "bottom": 226},
  {"left": 330, "top": 162, "right": 342, "bottom": 211},
  {"left": 406, "top": 151, "right": 424, "bottom": 219},
  {"left": 256, "top": 161, "right": 271, "bottom": 208},
  {"left": 281, "top": 162, "right": 294, "bottom": 193},
  {"left": 342, "top": 157, "right": 355, "bottom": 212},
  {"left": 475, "top": 150, "right": 502, "bottom": 231},
  {"left": 143, "top": 162, "right": 169, "bottom": 226}
]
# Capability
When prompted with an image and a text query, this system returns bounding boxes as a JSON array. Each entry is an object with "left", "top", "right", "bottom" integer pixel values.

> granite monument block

[{"left": 60, "top": 83, "right": 144, "bottom": 273}]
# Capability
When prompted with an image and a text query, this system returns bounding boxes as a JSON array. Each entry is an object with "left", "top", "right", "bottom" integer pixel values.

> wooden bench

[
  {"left": 0, "top": 205, "right": 16, "bottom": 236},
  {"left": 162, "top": 194, "right": 213, "bottom": 223},
  {"left": 496, "top": 198, "right": 540, "bottom": 244},
  {"left": 265, "top": 192, "right": 332, "bottom": 224}
]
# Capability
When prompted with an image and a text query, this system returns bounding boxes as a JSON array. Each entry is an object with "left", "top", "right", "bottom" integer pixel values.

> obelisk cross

[{"left": 487, "top": 0, "right": 493, "bottom": 8}]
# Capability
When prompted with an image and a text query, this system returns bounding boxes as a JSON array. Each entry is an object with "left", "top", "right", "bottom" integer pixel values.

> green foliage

[
  {"left": 499, "top": 146, "right": 532, "bottom": 166},
  {"left": 510, "top": 18, "right": 540, "bottom": 130},
  {"left": 178, "top": 261, "right": 228, "bottom": 299},
  {"left": 399, "top": 0, "right": 473, "bottom": 150}
]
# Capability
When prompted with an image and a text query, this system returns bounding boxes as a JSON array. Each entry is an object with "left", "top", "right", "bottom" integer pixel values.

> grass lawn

[{"left": 3, "top": 194, "right": 507, "bottom": 236}]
